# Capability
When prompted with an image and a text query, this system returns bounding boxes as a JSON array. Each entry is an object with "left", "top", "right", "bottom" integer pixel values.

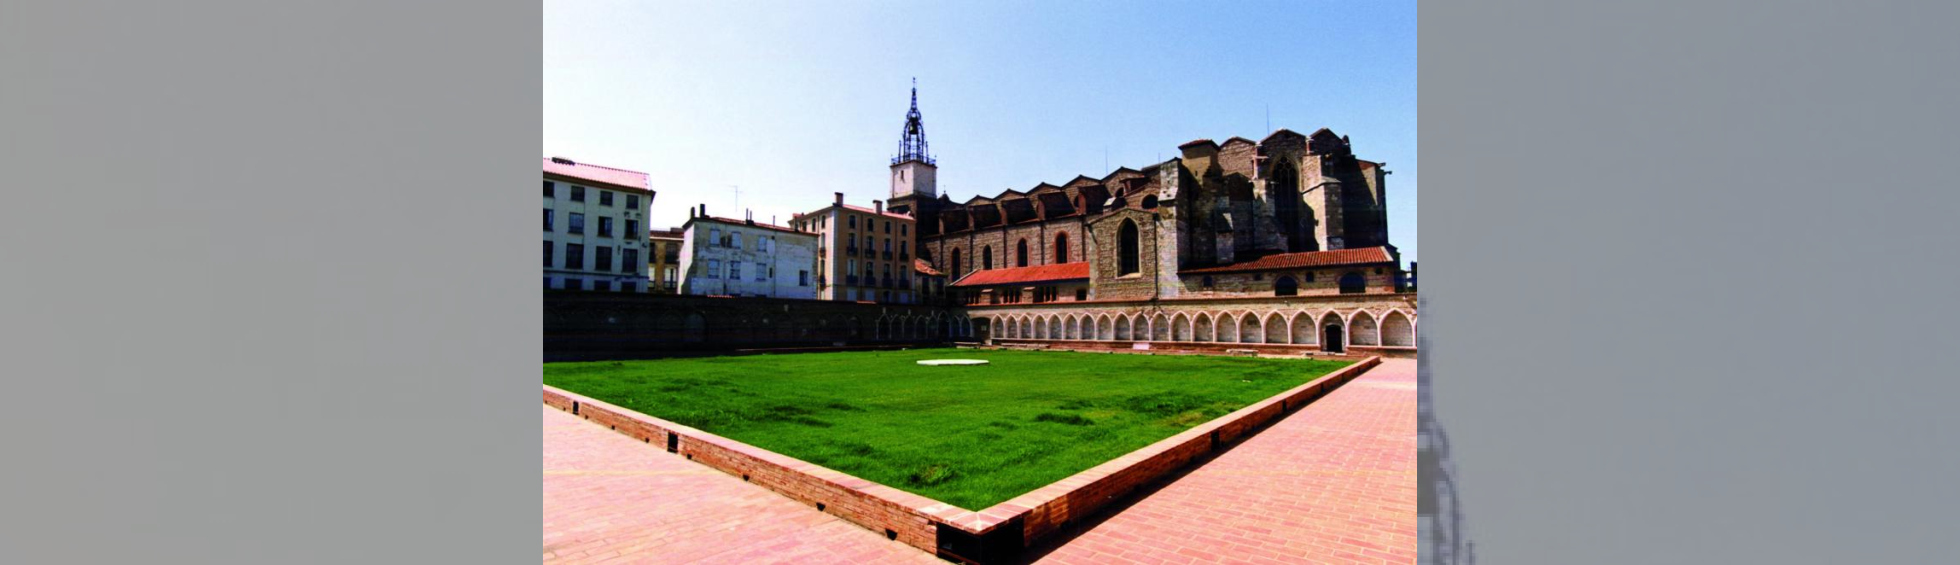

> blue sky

[{"left": 544, "top": 0, "right": 1417, "bottom": 264}]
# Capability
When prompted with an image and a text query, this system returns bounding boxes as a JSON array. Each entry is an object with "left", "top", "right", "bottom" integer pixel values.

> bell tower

[{"left": 889, "top": 78, "right": 937, "bottom": 210}]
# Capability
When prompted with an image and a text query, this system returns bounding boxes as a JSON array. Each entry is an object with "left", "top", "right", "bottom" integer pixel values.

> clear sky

[{"left": 544, "top": 0, "right": 1417, "bottom": 264}]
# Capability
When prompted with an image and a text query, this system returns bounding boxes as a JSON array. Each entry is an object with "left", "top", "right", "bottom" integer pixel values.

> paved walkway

[
  {"left": 1030, "top": 358, "right": 1419, "bottom": 565},
  {"left": 543, "top": 358, "right": 1416, "bottom": 564},
  {"left": 542, "top": 404, "right": 940, "bottom": 564}
]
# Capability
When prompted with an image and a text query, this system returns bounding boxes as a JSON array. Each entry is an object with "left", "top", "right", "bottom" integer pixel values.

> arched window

[
  {"left": 950, "top": 248, "right": 962, "bottom": 277},
  {"left": 1016, "top": 239, "right": 1029, "bottom": 267},
  {"left": 982, "top": 246, "right": 993, "bottom": 270},
  {"left": 1117, "top": 219, "right": 1140, "bottom": 276},
  {"left": 1142, "top": 195, "right": 1159, "bottom": 209},
  {"left": 1274, "top": 276, "right": 1298, "bottom": 296},
  {"left": 1054, "top": 232, "right": 1070, "bottom": 263},
  {"left": 1339, "top": 272, "right": 1366, "bottom": 294}
]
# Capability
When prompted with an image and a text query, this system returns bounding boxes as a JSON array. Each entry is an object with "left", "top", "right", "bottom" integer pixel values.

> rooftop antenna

[
  {"left": 728, "top": 185, "right": 741, "bottom": 214},
  {"left": 1265, "top": 104, "right": 1271, "bottom": 133}
]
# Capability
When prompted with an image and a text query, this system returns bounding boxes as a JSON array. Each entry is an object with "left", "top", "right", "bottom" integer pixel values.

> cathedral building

[{"left": 873, "top": 83, "right": 1414, "bottom": 351}]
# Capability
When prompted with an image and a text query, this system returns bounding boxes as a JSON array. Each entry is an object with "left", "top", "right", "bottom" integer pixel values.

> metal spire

[{"left": 895, "top": 77, "right": 934, "bottom": 166}]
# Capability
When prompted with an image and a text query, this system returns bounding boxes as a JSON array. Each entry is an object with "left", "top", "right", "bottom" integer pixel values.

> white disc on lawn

[{"left": 917, "top": 359, "right": 989, "bottom": 366}]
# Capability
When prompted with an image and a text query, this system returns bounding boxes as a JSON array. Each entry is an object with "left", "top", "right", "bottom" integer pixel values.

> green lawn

[{"left": 544, "top": 348, "right": 1349, "bottom": 509}]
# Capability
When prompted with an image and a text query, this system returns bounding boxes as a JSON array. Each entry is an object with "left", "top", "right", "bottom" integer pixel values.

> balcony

[
  {"left": 845, "top": 247, "right": 858, "bottom": 257},
  {"left": 846, "top": 275, "right": 858, "bottom": 286},
  {"left": 882, "top": 251, "right": 892, "bottom": 260},
  {"left": 899, "top": 253, "right": 909, "bottom": 262}
]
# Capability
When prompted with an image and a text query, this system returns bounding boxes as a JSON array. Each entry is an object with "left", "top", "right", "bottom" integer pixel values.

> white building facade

[
  {"left": 544, "top": 157, "right": 655, "bottom": 292},
  {"left": 677, "top": 206, "right": 820, "bottom": 300}
]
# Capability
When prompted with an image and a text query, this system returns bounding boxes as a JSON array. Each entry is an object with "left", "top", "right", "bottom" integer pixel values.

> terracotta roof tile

[
  {"left": 688, "top": 216, "right": 816, "bottom": 237},
  {"left": 1180, "top": 247, "right": 1394, "bottom": 274},
  {"left": 839, "top": 204, "right": 916, "bottom": 219},
  {"left": 951, "top": 262, "right": 1090, "bottom": 287},
  {"left": 542, "top": 157, "right": 649, "bottom": 192},
  {"left": 914, "top": 258, "right": 942, "bottom": 277}
]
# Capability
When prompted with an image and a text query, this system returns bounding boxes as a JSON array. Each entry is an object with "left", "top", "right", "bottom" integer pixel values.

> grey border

[
  {"left": 1, "top": 1, "right": 536, "bottom": 562},
  {"left": 1425, "top": 0, "right": 1960, "bottom": 562}
]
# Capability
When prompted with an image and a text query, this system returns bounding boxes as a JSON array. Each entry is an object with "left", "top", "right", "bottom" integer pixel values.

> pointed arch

[
  {"left": 1382, "top": 310, "right": 1415, "bottom": 346},
  {"left": 1152, "top": 313, "right": 1171, "bottom": 341},
  {"left": 1193, "top": 313, "right": 1213, "bottom": 342},
  {"left": 1350, "top": 311, "right": 1380, "bottom": 346},
  {"left": 950, "top": 248, "right": 963, "bottom": 278},
  {"left": 1016, "top": 238, "right": 1030, "bottom": 267},
  {"left": 1117, "top": 219, "right": 1141, "bottom": 276},
  {"left": 1033, "top": 316, "right": 1047, "bottom": 339},
  {"left": 1114, "top": 315, "right": 1132, "bottom": 341},
  {"left": 1239, "top": 312, "right": 1263, "bottom": 344},
  {"left": 1216, "top": 312, "right": 1239, "bottom": 343},
  {"left": 1054, "top": 232, "right": 1070, "bottom": 264},
  {"left": 1048, "top": 315, "right": 1062, "bottom": 339},
  {"left": 1264, "top": 312, "right": 1287, "bottom": 344},
  {"left": 1173, "top": 313, "right": 1192, "bottom": 342},
  {"left": 1098, "top": 314, "right": 1115, "bottom": 340},
  {"left": 1318, "top": 311, "right": 1345, "bottom": 351},
  {"left": 1291, "top": 312, "right": 1317, "bottom": 345}
]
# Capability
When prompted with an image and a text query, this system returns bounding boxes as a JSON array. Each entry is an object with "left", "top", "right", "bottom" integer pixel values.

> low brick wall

[
  {"left": 544, "top": 356, "right": 1383, "bottom": 564},
  {"left": 990, "top": 338, "right": 1391, "bottom": 359}
]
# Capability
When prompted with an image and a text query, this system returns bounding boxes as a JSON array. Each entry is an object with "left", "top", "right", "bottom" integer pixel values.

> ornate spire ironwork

[{"left": 894, "top": 77, "right": 935, "bottom": 166}]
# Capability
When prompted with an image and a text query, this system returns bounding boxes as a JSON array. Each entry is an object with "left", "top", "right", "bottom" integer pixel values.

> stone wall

[{"left": 544, "top": 291, "right": 970, "bottom": 361}]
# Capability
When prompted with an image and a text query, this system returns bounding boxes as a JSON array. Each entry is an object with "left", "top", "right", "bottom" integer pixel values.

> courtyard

[{"left": 543, "top": 348, "right": 1350, "bottom": 509}]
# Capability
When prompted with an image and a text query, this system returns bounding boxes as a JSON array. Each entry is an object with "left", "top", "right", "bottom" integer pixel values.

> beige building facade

[{"left": 543, "top": 157, "right": 654, "bottom": 292}]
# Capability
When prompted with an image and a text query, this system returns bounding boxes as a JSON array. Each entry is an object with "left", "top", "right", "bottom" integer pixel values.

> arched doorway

[{"left": 1323, "top": 324, "right": 1345, "bottom": 353}]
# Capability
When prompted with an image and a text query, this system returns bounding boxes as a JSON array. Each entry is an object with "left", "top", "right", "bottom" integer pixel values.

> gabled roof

[
  {"left": 542, "top": 157, "right": 650, "bottom": 193},
  {"left": 1222, "top": 136, "right": 1256, "bottom": 146},
  {"left": 1179, "top": 246, "right": 1395, "bottom": 274},
  {"left": 1260, "top": 128, "right": 1304, "bottom": 143},
  {"left": 1178, "top": 138, "right": 1219, "bottom": 149},
  {"left": 950, "top": 262, "right": 1091, "bottom": 287}
]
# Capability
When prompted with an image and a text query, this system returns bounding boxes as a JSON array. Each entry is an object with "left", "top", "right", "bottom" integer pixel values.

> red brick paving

[
  {"left": 542, "top": 358, "right": 1415, "bottom": 564},
  {"left": 1031, "top": 358, "right": 1418, "bottom": 564},
  {"left": 542, "top": 404, "right": 940, "bottom": 564}
]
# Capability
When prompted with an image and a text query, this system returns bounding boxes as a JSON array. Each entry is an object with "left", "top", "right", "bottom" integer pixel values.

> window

[
  {"left": 900, "top": 241, "right": 907, "bottom": 257},
  {"left": 849, "top": 216, "right": 857, "bottom": 228},
  {"left": 982, "top": 246, "right": 993, "bottom": 270},
  {"left": 1202, "top": 275, "right": 1214, "bottom": 289},
  {"left": 599, "top": 217, "right": 614, "bottom": 238},
  {"left": 799, "top": 270, "right": 809, "bottom": 286},
  {"left": 732, "top": 233, "right": 743, "bottom": 250},
  {"left": 1274, "top": 276, "right": 1299, "bottom": 296},
  {"left": 1075, "top": 288, "right": 1088, "bottom": 301},
  {"left": 595, "top": 280, "right": 611, "bottom": 291},
  {"left": 900, "top": 224, "right": 908, "bottom": 236},
  {"left": 625, "top": 219, "right": 637, "bottom": 238},
  {"left": 1252, "top": 273, "right": 1262, "bottom": 282},
  {"left": 543, "top": 241, "right": 553, "bottom": 267},
  {"left": 564, "top": 244, "right": 584, "bottom": 270},
  {"left": 709, "top": 228, "right": 720, "bottom": 246},
  {"left": 565, "top": 278, "right": 582, "bottom": 291},
  {"left": 544, "top": 209, "right": 553, "bottom": 231},
  {"left": 1305, "top": 271, "right": 1316, "bottom": 282},
  {"left": 571, "top": 186, "right": 585, "bottom": 201},
  {"left": 884, "top": 239, "right": 892, "bottom": 252},
  {"left": 1142, "top": 195, "right": 1159, "bottom": 209},
  {"left": 706, "top": 260, "right": 720, "bottom": 278},
  {"left": 600, "top": 191, "right": 614, "bottom": 206},
  {"left": 884, "top": 221, "right": 891, "bottom": 234},
  {"left": 755, "top": 263, "right": 767, "bottom": 281},
  {"left": 1339, "top": 272, "right": 1366, "bottom": 294},
  {"left": 1016, "top": 239, "right": 1029, "bottom": 267},
  {"left": 729, "top": 261, "right": 741, "bottom": 280},
  {"left": 543, "top": 181, "right": 554, "bottom": 197},
  {"left": 596, "top": 246, "right": 613, "bottom": 272},
  {"left": 951, "top": 248, "right": 962, "bottom": 276},
  {"left": 568, "top": 213, "right": 585, "bottom": 234},
  {"left": 1055, "top": 233, "right": 1069, "bottom": 263},
  {"left": 1117, "top": 219, "right": 1140, "bottom": 276},
  {"left": 623, "top": 249, "right": 639, "bottom": 273},
  {"left": 627, "top": 194, "right": 639, "bottom": 209}
]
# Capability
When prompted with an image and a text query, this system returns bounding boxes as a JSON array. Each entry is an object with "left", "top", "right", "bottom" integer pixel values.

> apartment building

[
  {"left": 676, "top": 205, "right": 819, "bottom": 299},
  {"left": 790, "top": 193, "right": 921, "bottom": 304},
  {"left": 543, "top": 157, "right": 654, "bottom": 292},
  {"left": 648, "top": 227, "right": 684, "bottom": 294}
]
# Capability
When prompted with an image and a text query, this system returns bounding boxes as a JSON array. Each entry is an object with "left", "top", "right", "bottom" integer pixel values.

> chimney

[
  {"left": 746, "top": 209, "right": 754, "bottom": 225},
  {"left": 834, "top": 192, "right": 844, "bottom": 206},
  {"left": 875, "top": 200, "right": 884, "bottom": 214},
  {"left": 698, "top": 204, "right": 706, "bottom": 218}
]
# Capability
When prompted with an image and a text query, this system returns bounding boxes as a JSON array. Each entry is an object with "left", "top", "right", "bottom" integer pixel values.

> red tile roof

[
  {"left": 688, "top": 216, "right": 816, "bottom": 237},
  {"left": 951, "top": 262, "right": 1091, "bottom": 287},
  {"left": 1179, "top": 246, "right": 1395, "bottom": 274},
  {"left": 839, "top": 204, "right": 916, "bottom": 220},
  {"left": 542, "top": 157, "right": 650, "bottom": 193},
  {"left": 914, "top": 258, "right": 942, "bottom": 277}
]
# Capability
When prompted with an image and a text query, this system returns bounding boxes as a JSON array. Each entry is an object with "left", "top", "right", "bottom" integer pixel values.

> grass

[{"left": 544, "top": 348, "right": 1350, "bottom": 510}]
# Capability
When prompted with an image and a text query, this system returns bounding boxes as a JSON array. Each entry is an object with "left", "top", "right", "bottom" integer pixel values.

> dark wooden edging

[{"left": 544, "top": 355, "right": 1384, "bottom": 564}]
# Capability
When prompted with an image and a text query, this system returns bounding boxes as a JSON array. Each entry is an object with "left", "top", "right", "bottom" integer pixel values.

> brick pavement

[
  {"left": 543, "top": 357, "right": 1415, "bottom": 564},
  {"left": 542, "top": 404, "right": 940, "bottom": 564},
  {"left": 1029, "top": 357, "right": 1418, "bottom": 565}
]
